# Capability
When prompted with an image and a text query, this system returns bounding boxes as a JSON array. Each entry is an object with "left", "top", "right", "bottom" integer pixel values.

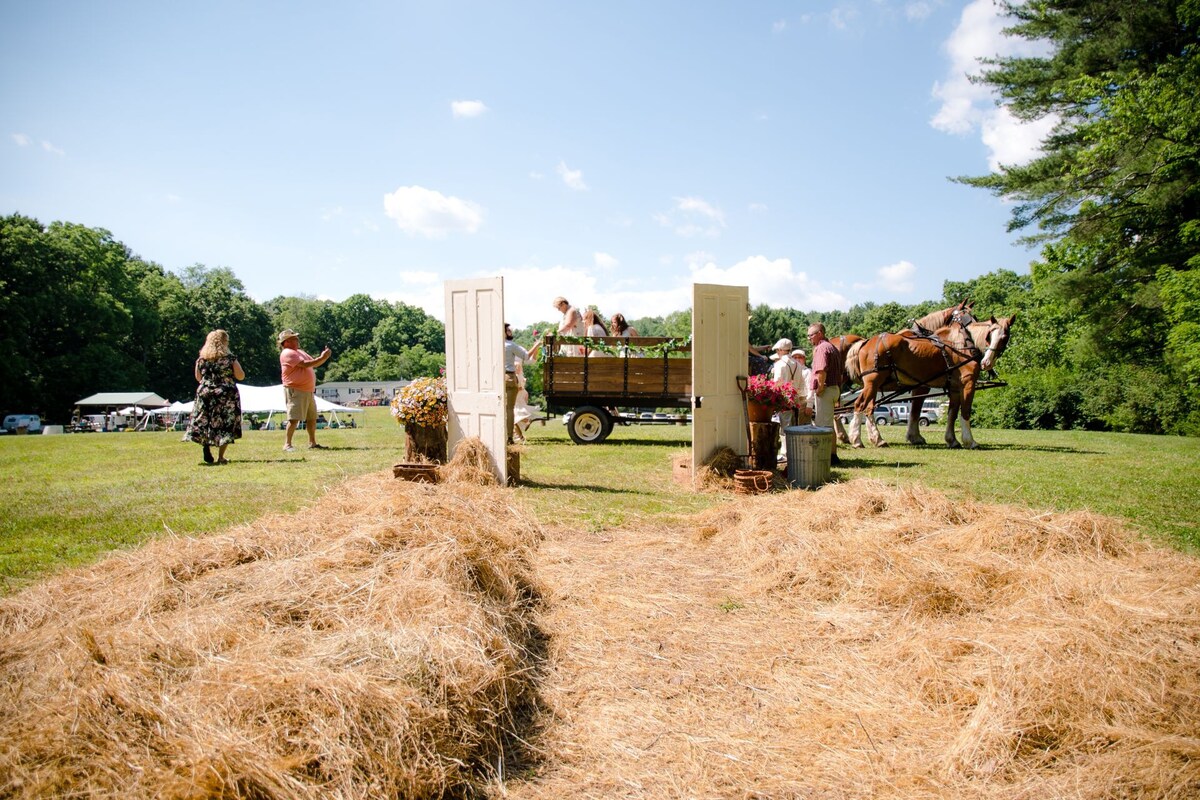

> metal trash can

[{"left": 784, "top": 425, "right": 833, "bottom": 489}]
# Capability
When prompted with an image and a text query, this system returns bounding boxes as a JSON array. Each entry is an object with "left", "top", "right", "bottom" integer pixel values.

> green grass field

[{"left": 2, "top": 410, "right": 1197, "bottom": 593}]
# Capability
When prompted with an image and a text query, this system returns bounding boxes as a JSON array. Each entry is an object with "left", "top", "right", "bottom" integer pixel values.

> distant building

[{"left": 316, "top": 381, "right": 410, "bottom": 407}]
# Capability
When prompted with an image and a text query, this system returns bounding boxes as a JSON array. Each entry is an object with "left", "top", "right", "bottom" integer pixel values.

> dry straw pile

[
  {"left": 689, "top": 479, "right": 1200, "bottom": 797},
  {"left": 0, "top": 473, "right": 544, "bottom": 799}
]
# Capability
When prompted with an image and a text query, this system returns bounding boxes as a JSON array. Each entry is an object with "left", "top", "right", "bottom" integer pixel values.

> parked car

[
  {"left": 838, "top": 405, "right": 897, "bottom": 427},
  {"left": 3, "top": 414, "right": 42, "bottom": 434},
  {"left": 884, "top": 402, "right": 940, "bottom": 427}
]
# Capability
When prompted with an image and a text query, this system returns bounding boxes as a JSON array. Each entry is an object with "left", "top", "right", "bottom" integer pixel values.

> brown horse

[
  {"left": 846, "top": 315, "right": 1015, "bottom": 449},
  {"left": 831, "top": 300, "right": 974, "bottom": 445}
]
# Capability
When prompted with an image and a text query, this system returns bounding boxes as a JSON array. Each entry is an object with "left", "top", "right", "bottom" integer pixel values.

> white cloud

[
  {"left": 773, "top": 19, "right": 787, "bottom": 33},
  {"left": 41, "top": 140, "right": 64, "bottom": 156},
  {"left": 594, "top": 252, "right": 619, "bottom": 270},
  {"left": 557, "top": 160, "right": 588, "bottom": 191},
  {"left": 11, "top": 133, "right": 31, "bottom": 146},
  {"left": 529, "top": 170, "right": 545, "bottom": 180},
  {"left": 321, "top": 206, "right": 344, "bottom": 222},
  {"left": 981, "top": 107, "right": 1057, "bottom": 172},
  {"left": 689, "top": 255, "right": 850, "bottom": 311},
  {"left": 828, "top": 6, "right": 859, "bottom": 31},
  {"left": 382, "top": 185, "right": 484, "bottom": 238},
  {"left": 931, "top": 0, "right": 1054, "bottom": 168},
  {"left": 165, "top": 194, "right": 182, "bottom": 204},
  {"left": 905, "top": 2, "right": 935, "bottom": 21},
  {"left": 656, "top": 196, "right": 726, "bottom": 238},
  {"left": 376, "top": 253, "right": 855, "bottom": 328},
  {"left": 399, "top": 270, "right": 438, "bottom": 285},
  {"left": 451, "top": 100, "right": 488, "bottom": 118},
  {"left": 852, "top": 259, "right": 922, "bottom": 294},
  {"left": 748, "top": 202, "right": 768, "bottom": 213}
]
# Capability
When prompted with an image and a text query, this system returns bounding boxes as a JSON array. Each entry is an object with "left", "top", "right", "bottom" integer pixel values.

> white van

[{"left": 3, "top": 414, "right": 43, "bottom": 434}]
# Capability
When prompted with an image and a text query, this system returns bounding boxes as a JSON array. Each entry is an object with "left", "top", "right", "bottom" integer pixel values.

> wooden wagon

[{"left": 539, "top": 335, "right": 692, "bottom": 444}]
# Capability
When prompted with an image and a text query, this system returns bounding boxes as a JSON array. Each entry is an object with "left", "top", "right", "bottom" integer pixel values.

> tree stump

[
  {"left": 748, "top": 421, "right": 780, "bottom": 471},
  {"left": 405, "top": 423, "right": 448, "bottom": 463}
]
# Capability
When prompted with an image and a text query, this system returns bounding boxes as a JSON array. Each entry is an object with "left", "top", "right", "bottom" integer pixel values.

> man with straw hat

[
  {"left": 770, "top": 338, "right": 805, "bottom": 458},
  {"left": 277, "top": 329, "right": 332, "bottom": 453}
]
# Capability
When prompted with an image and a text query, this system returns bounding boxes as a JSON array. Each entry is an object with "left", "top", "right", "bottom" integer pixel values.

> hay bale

[
  {"left": 680, "top": 478, "right": 1200, "bottom": 795},
  {"left": 440, "top": 436, "right": 498, "bottom": 486},
  {"left": 0, "top": 473, "right": 544, "bottom": 799}
]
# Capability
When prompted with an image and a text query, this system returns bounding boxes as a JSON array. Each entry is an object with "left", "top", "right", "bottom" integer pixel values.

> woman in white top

[
  {"left": 553, "top": 296, "right": 586, "bottom": 356},
  {"left": 770, "top": 338, "right": 808, "bottom": 438},
  {"left": 582, "top": 309, "right": 611, "bottom": 356},
  {"left": 610, "top": 313, "right": 638, "bottom": 338}
]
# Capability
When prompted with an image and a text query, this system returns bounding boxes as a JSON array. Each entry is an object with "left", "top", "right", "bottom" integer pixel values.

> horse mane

[
  {"left": 910, "top": 299, "right": 974, "bottom": 334},
  {"left": 937, "top": 317, "right": 1010, "bottom": 353}
]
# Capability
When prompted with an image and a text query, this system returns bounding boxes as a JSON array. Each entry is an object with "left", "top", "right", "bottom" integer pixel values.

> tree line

[
  {"left": 0, "top": 214, "right": 446, "bottom": 423},
  {"left": 2, "top": 209, "right": 1195, "bottom": 434}
]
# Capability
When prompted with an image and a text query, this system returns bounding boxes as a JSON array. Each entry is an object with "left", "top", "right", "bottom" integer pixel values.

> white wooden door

[
  {"left": 444, "top": 277, "right": 507, "bottom": 484},
  {"left": 692, "top": 283, "right": 749, "bottom": 478}
]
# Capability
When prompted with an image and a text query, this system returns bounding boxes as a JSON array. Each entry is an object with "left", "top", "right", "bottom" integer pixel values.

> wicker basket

[
  {"left": 393, "top": 463, "right": 440, "bottom": 483},
  {"left": 733, "top": 469, "right": 773, "bottom": 495}
]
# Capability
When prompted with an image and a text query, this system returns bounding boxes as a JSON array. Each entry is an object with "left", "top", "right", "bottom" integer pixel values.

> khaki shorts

[{"left": 284, "top": 387, "right": 317, "bottom": 423}]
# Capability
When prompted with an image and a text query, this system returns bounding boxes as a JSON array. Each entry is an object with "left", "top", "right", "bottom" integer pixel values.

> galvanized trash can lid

[{"left": 784, "top": 425, "right": 834, "bottom": 435}]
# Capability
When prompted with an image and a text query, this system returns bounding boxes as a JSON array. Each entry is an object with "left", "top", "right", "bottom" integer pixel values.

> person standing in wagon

[{"left": 553, "top": 296, "right": 586, "bottom": 356}]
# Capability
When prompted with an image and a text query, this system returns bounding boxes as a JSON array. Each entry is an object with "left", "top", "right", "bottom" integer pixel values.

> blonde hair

[{"left": 199, "top": 329, "right": 231, "bottom": 361}]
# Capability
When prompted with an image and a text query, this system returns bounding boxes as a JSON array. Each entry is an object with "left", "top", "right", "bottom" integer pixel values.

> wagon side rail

[{"left": 541, "top": 335, "right": 693, "bottom": 408}]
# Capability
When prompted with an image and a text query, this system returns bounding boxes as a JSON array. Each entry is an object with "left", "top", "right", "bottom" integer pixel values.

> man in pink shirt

[
  {"left": 807, "top": 322, "right": 843, "bottom": 466},
  {"left": 277, "top": 329, "right": 332, "bottom": 452}
]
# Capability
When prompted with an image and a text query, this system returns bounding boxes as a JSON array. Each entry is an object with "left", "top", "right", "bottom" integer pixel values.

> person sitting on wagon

[{"left": 582, "top": 308, "right": 611, "bottom": 356}]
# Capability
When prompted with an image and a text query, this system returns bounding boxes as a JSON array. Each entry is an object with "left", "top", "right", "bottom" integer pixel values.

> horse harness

[{"left": 863, "top": 321, "right": 993, "bottom": 391}]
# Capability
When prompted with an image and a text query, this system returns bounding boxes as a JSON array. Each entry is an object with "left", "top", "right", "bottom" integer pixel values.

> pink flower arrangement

[{"left": 744, "top": 373, "right": 806, "bottom": 411}]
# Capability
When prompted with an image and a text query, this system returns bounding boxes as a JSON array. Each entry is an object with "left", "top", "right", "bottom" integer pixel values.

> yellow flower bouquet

[{"left": 390, "top": 377, "right": 448, "bottom": 428}]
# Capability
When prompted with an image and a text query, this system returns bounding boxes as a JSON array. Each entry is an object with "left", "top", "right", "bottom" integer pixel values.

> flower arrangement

[
  {"left": 743, "top": 373, "right": 807, "bottom": 411},
  {"left": 390, "top": 376, "right": 448, "bottom": 428}
]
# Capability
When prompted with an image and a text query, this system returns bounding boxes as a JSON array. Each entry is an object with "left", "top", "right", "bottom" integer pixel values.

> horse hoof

[
  {"left": 853, "top": 443, "right": 865, "bottom": 449},
  {"left": 877, "top": 441, "right": 889, "bottom": 448},
  {"left": 946, "top": 442, "right": 962, "bottom": 450}
]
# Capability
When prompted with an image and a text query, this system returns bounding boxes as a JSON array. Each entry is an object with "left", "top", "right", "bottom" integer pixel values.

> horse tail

[{"left": 844, "top": 339, "right": 865, "bottom": 384}]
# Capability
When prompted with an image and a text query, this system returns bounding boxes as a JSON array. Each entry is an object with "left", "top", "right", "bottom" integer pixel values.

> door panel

[
  {"left": 444, "top": 277, "right": 506, "bottom": 484},
  {"left": 691, "top": 283, "right": 749, "bottom": 478}
]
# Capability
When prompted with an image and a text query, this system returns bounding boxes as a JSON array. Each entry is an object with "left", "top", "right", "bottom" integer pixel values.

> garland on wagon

[
  {"left": 390, "top": 377, "right": 448, "bottom": 428},
  {"left": 533, "top": 333, "right": 692, "bottom": 361}
]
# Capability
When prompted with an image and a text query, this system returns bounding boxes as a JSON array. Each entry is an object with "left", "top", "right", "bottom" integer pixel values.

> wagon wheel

[{"left": 568, "top": 406, "right": 613, "bottom": 444}]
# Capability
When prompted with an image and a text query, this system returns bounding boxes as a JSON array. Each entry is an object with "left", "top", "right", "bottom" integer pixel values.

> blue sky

[{"left": 2, "top": 0, "right": 1053, "bottom": 327}]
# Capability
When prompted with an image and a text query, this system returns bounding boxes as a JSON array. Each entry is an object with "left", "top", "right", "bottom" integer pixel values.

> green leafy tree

[
  {"left": 177, "top": 265, "right": 275, "bottom": 389},
  {"left": 0, "top": 216, "right": 156, "bottom": 420},
  {"left": 959, "top": 0, "right": 1200, "bottom": 367}
]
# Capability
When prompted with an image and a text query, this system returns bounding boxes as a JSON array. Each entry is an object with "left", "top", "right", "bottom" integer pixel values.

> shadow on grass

[
  {"left": 970, "top": 443, "right": 1102, "bottom": 454},
  {"left": 518, "top": 479, "right": 658, "bottom": 495},
  {"left": 833, "top": 456, "right": 925, "bottom": 470},
  {"left": 588, "top": 438, "right": 691, "bottom": 448}
]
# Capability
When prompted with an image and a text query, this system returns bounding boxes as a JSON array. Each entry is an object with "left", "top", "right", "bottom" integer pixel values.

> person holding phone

[{"left": 277, "top": 329, "right": 332, "bottom": 452}]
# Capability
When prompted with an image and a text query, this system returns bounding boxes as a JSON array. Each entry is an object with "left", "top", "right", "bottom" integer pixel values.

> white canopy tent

[{"left": 171, "top": 385, "right": 362, "bottom": 429}]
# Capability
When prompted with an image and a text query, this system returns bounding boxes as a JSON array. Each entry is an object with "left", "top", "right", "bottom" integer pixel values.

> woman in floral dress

[{"left": 186, "top": 329, "right": 245, "bottom": 465}]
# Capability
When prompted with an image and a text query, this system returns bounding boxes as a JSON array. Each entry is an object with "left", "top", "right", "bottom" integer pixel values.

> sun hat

[
  {"left": 277, "top": 329, "right": 300, "bottom": 347},
  {"left": 772, "top": 338, "right": 793, "bottom": 352}
]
